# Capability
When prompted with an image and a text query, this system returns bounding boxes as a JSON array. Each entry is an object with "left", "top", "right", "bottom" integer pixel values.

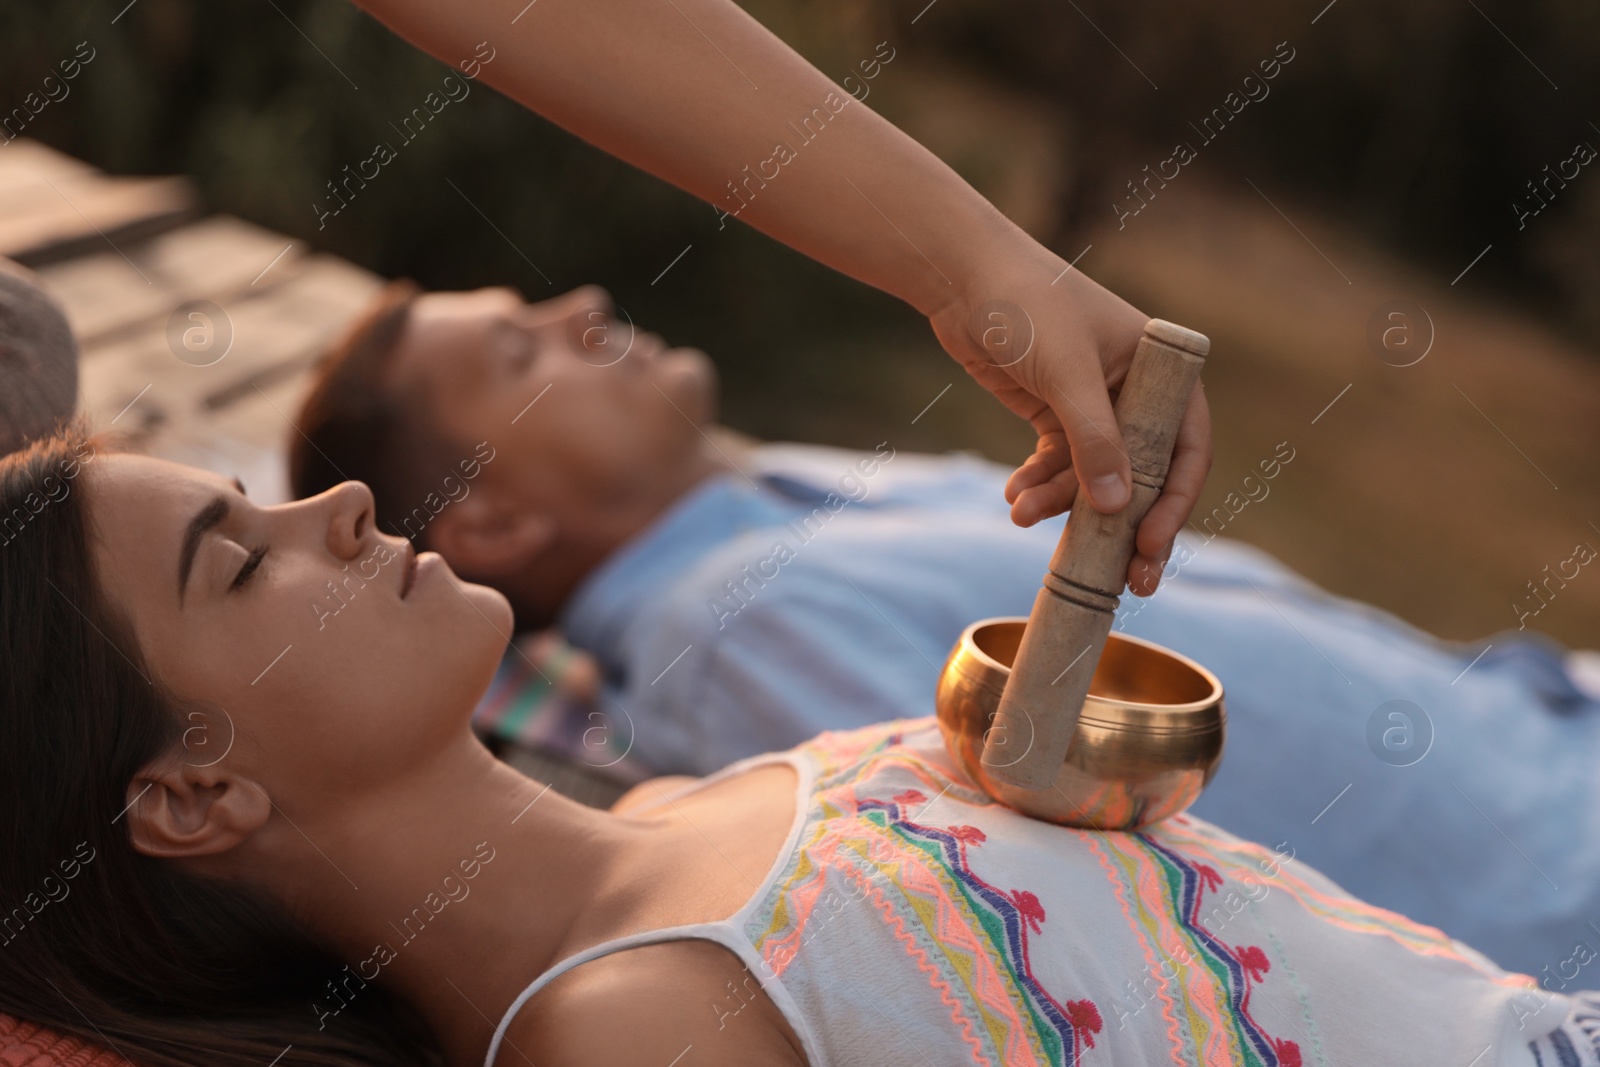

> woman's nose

[{"left": 321, "top": 480, "right": 376, "bottom": 560}]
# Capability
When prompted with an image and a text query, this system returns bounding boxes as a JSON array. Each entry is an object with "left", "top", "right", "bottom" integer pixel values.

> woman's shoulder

[{"left": 502, "top": 938, "right": 806, "bottom": 1066}]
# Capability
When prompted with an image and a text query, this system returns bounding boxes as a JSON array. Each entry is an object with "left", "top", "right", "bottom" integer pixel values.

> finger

[
  {"left": 1135, "top": 381, "right": 1212, "bottom": 561},
  {"left": 1010, "top": 468, "right": 1080, "bottom": 527},
  {"left": 1004, "top": 435, "right": 1069, "bottom": 504},
  {"left": 1126, "top": 538, "right": 1173, "bottom": 597},
  {"left": 1048, "top": 369, "right": 1131, "bottom": 515}
]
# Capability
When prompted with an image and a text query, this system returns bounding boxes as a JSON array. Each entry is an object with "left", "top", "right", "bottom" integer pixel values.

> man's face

[{"left": 388, "top": 285, "right": 718, "bottom": 516}]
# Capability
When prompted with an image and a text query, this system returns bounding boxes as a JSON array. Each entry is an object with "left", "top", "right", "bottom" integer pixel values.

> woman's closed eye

[{"left": 231, "top": 546, "right": 268, "bottom": 591}]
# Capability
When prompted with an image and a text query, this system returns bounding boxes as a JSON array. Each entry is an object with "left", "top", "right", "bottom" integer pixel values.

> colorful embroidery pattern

[
  {"left": 859, "top": 789, "right": 1105, "bottom": 1065},
  {"left": 749, "top": 725, "right": 1103, "bottom": 1066},
  {"left": 1156, "top": 818, "right": 1535, "bottom": 989},
  {"left": 725, "top": 719, "right": 1560, "bottom": 1067},
  {"left": 799, "top": 718, "right": 920, "bottom": 781},
  {"left": 1087, "top": 830, "right": 1300, "bottom": 1066}
]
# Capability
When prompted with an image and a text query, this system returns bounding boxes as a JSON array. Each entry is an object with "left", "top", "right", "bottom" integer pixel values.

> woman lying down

[{"left": 0, "top": 427, "right": 1592, "bottom": 1067}]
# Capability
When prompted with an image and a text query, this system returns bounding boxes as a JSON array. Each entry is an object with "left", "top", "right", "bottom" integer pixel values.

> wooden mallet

[{"left": 979, "top": 319, "right": 1209, "bottom": 790}]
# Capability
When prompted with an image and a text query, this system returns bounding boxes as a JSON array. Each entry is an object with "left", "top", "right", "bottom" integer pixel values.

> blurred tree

[
  {"left": 1, "top": 0, "right": 1596, "bottom": 429},
  {"left": 899, "top": 0, "right": 1600, "bottom": 340}
]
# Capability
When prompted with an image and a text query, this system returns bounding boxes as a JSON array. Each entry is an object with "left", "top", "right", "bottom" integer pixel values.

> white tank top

[{"left": 485, "top": 718, "right": 1590, "bottom": 1066}]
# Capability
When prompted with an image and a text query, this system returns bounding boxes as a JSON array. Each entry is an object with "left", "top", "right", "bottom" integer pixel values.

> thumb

[{"left": 1051, "top": 368, "right": 1131, "bottom": 512}]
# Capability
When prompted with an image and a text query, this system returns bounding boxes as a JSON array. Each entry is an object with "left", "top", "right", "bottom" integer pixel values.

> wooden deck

[
  {"left": 3, "top": 138, "right": 383, "bottom": 503},
  {"left": 3, "top": 138, "right": 627, "bottom": 808}
]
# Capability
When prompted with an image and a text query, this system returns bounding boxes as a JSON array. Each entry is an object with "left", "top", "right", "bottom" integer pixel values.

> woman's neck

[{"left": 243, "top": 730, "right": 666, "bottom": 1066}]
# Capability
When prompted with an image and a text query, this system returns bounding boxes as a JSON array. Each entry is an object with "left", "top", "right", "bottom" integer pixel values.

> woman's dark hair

[{"left": 0, "top": 424, "right": 442, "bottom": 1066}]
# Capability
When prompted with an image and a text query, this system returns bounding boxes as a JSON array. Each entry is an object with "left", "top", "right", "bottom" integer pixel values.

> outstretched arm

[{"left": 349, "top": 0, "right": 1210, "bottom": 591}]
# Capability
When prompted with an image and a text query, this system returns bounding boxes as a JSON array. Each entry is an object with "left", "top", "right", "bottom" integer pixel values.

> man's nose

[
  {"left": 563, "top": 286, "right": 611, "bottom": 327},
  {"left": 566, "top": 286, "right": 621, "bottom": 354}
]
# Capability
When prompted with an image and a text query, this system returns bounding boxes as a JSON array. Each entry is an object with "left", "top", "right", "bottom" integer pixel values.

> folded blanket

[
  {"left": 0, "top": 1013, "right": 128, "bottom": 1066},
  {"left": 472, "top": 631, "right": 649, "bottom": 786}
]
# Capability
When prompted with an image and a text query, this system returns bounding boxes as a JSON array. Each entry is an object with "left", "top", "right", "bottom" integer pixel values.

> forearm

[
  {"left": 350, "top": 0, "right": 1034, "bottom": 317},
  {"left": 351, "top": 0, "right": 1205, "bottom": 544}
]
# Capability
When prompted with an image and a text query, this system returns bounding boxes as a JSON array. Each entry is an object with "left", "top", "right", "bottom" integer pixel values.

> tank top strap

[
  {"left": 483, "top": 920, "right": 735, "bottom": 1067},
  {"left": 483, "top": 748, "right": 821, "bottom": 1067},
  {"left": 618, "top": 747, "right": 801, "bottom": 816}
]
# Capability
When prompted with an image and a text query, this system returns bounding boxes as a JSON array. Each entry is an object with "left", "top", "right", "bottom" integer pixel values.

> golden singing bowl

[{"left": 936, "top": 617, "right": 1225, "bottom": 831}]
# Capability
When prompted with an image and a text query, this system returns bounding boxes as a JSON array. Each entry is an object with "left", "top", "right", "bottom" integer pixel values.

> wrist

[{"left": 911, "top": 204, "right": 1047, "bottom": 321}]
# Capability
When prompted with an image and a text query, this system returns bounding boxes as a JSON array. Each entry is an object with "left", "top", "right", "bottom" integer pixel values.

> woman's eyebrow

[{"left": 177, "top": 495, "right": 230, "bottom": 604}]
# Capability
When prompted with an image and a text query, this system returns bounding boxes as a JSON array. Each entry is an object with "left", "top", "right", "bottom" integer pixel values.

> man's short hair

[
  {"left": 0, "top": 258, "right": 78, "bottom": 454},
  {"left": 288, "top": 279, "right": 457, "bottom": 546}
]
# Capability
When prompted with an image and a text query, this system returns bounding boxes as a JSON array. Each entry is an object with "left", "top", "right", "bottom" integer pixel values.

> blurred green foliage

[
  {"left": 2, "top": 0, "right": 1597, "bottom": 449},
  {"left": 912, "top": 0, "right": 1600, "bottom": 338}
]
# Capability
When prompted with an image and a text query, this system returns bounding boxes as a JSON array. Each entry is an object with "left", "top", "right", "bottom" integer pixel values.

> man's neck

[
  {"left": 503, "top": 427, "right": 748, "bottom": 629},
  {"left": 702, "top": 423, "right": 760, "bottom": 475}
]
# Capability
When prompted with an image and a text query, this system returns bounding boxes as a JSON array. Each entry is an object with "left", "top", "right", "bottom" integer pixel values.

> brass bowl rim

[{"left": 953, "top": 615, "right": 1224, "bottom": 716}]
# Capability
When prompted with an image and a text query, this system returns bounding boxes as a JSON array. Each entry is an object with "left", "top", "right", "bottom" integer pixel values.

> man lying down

[{"left": 289, "top": 280, "right": 1600, "bottom": 979}]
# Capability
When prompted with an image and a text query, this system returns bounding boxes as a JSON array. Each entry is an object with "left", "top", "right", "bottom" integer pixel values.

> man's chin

[{"left": 655, "top": 347, "right": 719, "bottom": 424}]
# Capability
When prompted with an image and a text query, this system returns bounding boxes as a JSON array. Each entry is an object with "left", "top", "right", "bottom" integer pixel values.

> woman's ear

[
  {"left": 124, "top": 760, "right": 272, "bottom": 860},
  {"left": 429, "top": 491, "right": 557, "bottom": 578}
]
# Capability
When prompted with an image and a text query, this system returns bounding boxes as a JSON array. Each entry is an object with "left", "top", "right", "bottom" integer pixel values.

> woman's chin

[
  {"left": 438, "top": 568, "right": 516, "bottom": 631},
  {"left": 463, "top": 589, "right": 517, "bottom": 693},
  {"left": 474, "top": 584, "right": 517, "bottom": 634}
]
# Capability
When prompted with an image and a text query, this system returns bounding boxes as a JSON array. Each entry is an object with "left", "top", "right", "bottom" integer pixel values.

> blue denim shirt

[{"left": 557, "top": 442, "right": 1600, "bottom": 977}]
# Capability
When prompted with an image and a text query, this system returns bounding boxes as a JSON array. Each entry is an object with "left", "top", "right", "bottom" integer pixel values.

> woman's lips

[
  {"left": 400, "top": 543, "right": 418, "bottom": 598},
  {"left": 402, "top": 550, "right": 442, "bottom": 599}
]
